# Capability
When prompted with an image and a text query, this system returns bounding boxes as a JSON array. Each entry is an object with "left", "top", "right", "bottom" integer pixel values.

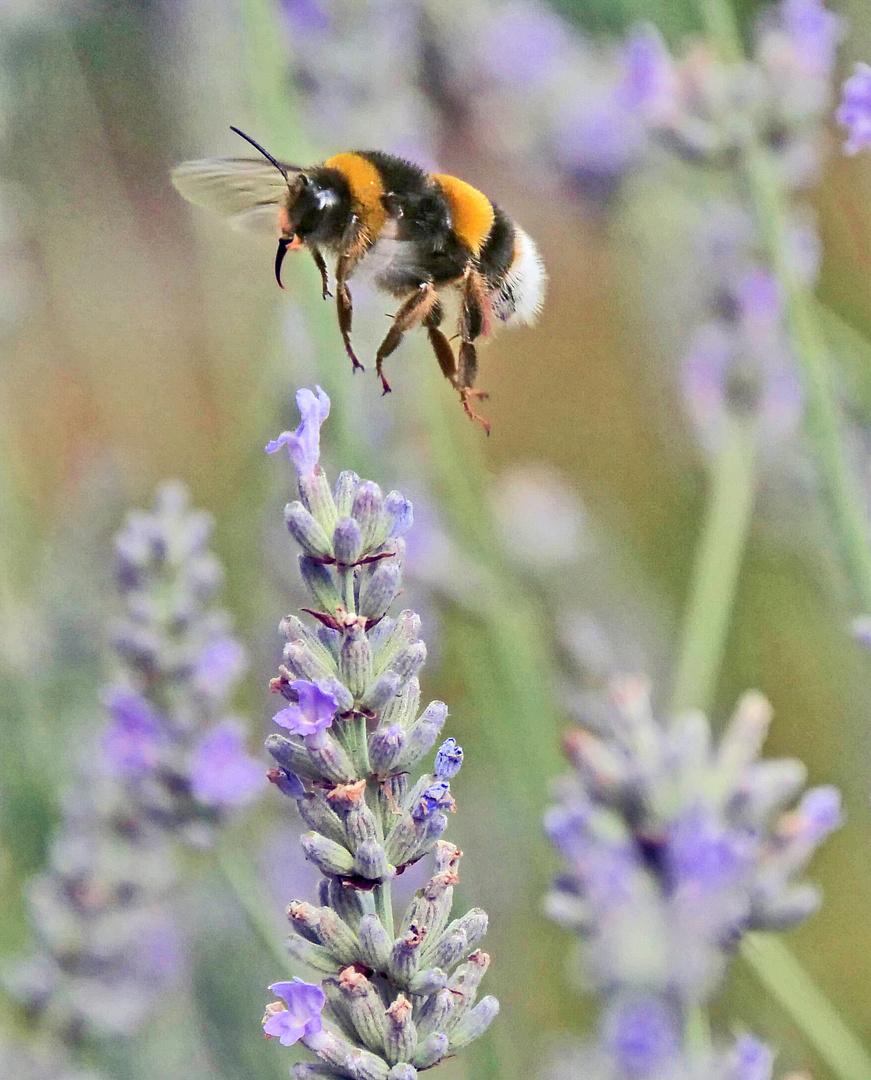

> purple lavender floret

[
  {"left": 545, "top": 679, "right": 841, "bottom": 1057},
  {"left": 261, "top": 388, "right": 495, "bottom": 1079},
  {"left": 838, "top": 62, "right": 871, "bottom": 156}
]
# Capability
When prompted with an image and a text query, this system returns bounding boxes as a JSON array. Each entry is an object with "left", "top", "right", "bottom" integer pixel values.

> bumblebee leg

[
  {"left": 375, "top": 281, "right": 439, "bottom": 395},
  {"left": 310, "top": 246, "right": 331, "bottom": 299},
  {"left": 456, "top": 270, "right": 491, "bottom": 433},
  {"left": 334, "top": 214, "right": 369, "bottom": 373},
  {"left": 424, "top": 303, "right": 458, "bottom": 383}
]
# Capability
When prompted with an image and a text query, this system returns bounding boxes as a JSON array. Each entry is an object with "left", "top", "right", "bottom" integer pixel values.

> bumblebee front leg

[
  {"left": 334, "top": 214, "right": 369, "bottom": 373},
  {"left": 375, "top": 281, "right": 440, "bottom": 395},
  {"left": 456, "top": 269, "right": 490, "bottom": 434},
  {"left": 424, "top": 302, "right": 458, "bottom": 384},
  {"left": 309, "top": 246, "right": 331, "bottom": 299}
]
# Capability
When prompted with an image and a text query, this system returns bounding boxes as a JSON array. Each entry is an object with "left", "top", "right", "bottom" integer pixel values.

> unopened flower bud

[
  {"left": 334, "top": 471, "right": 361, "bottom": 517},
  {"left": 333, "top": 518, "right": 364, "bottom": 565},
  {"left": 285, "top": 502, "right": 334, "bottom": 559},
  {"left": 341, "top": 624, "right": 373, "bottom": 698},
  {"left": 359, "top": 565, "right": 402, "bottom": 621},
  {"left": 299, "top": 556, "right": 342, "bottom": 613},
  {"left": 352, "top": 482, "right": 384, "bottom": 550}
]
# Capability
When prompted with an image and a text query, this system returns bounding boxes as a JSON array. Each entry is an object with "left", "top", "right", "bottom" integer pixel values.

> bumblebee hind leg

[
  {"left": 375, "top": 280, "right": 440, "bottom": 395},
  {"left": 456, "top": 269, "right": 491, "bottom": 434}
]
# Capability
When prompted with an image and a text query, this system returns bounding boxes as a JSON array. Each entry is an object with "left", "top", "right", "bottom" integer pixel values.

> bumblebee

[{"left": 171, "top": 129, "right": 546, "bottom": 431}]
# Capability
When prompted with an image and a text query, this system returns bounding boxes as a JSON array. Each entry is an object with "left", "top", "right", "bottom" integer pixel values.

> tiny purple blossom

[
  {"left": 837, "top": 62, "right": 871, "bottom": 156},
  {"left": 791, "top": 785, "right": 843, "bottom": 842},
  {"left": 192, "top": 635, "right": 248, "bottom": 698},
  {"left": 480, "top": 2, "right": 571, "bottom": 89},
  {"left": 780, "top": 0, "right": 844, "bottom": 78},
  {"left": 728, "top": 1034, "right": 775, "bottom": 1080},
  {"left": 190, "top": 721, "right": 263, "bottom": 808},
  {"left": 273, "top": 680, "right": 339, "bottom": 736},
  {"left": 617, "top": 25, "right": 678, "bottom": 123},
  {"left": 434, "top": 738, "right": 463, "bottom": 779},
  {"left": 101, "top": 688, "right": 165, "bottom": 776},
  {"left": 263, "top": 978, "right": 325, "bottom": 1046},
  {"left": 266, "top": 387, "right": 330, "bottom": 481},
  {"left": 602, "top": 996, "right": 680, "bottom": 1078}
]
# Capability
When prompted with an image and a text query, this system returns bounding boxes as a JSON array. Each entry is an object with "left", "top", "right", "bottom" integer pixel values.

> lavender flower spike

[
  {"left": 837, "top": 62, "right": 871, "bottom": 155},
  {"left": 262, "top": 388, "right": 496, "bottom": 1079},
  {"left": 545, "top": 678, "right": 841, "bottom": 1073},
  {"left": 6, "top": 483, "right": 262, "bottom": 1040}
]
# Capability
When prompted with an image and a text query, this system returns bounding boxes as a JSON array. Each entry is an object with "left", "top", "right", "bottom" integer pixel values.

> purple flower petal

[
  {"left": 192, "top": 635, "right": 248, "bottom": 698},
  {"left": 602, "top": 995, "right": 680, "bottom": 1078},
  {"left": 190, "top": 721, "right": 263, "bottom": 808},
  {"left": 101, "top": 687, "right": 165, "bottom": 776},
  {"left": 838, "top": 62, "right": 871, "bottom": 156},
  {"left": 273, "top": 679, "right": 339, "bottom": 736},
  {"left": 264, "top": 978, "right": 325, "bottom": 1046},
  {"left": 266, "top": 387, "right": 331, "bottom": 481}
]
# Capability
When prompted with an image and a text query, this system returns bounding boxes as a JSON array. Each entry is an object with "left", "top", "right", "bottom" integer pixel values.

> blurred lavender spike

[
  {"left": 545, "top": 677, "right": 841, "bottom": 1067},
  {"left": 837, "top": 62, "right": 871, "bottom": 156},
  {"left": 5, "top": 482, "right": 262, "bottom": 1040},
  {"left": 261, "top": 388, "right": 495, "bottom": 1078}
]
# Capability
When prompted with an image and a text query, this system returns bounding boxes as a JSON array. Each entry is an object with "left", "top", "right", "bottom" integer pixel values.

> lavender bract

[{"left": 261, "top": 387, "right": 496, "bottom": 1080}]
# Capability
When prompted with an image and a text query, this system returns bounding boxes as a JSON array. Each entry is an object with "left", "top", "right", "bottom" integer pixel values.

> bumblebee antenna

[{"left": 229, "top": 126, "right": 300, "bottom": 180}]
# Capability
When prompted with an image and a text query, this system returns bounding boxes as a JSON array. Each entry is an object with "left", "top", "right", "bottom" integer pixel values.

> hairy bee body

[{"left": 172, "top": 136, "right": 546, "bottom": 430}]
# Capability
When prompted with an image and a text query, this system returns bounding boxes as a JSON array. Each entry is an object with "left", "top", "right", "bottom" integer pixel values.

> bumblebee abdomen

[
  {"left": 431, "top": 174, "right": 496, "bottom": 256},
  {"left": 488, "top": 226, "right": 547, "bottom": 327}
]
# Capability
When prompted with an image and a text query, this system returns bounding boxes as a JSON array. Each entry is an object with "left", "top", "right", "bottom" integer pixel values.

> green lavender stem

[
  {"left": 687, "top": 3, "right": 871, "bottom": 1077},
  {"left": 670, "top": 415, "right": 758, "bottom": 716},
  {"left": 742, "top": 934, "right": 871, "bottom": 1080}
]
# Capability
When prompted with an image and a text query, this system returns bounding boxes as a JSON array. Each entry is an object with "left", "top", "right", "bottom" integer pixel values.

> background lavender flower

[
  {"left": 5, "top": 483, "right": 261, "bottom": 1042},
  {"left": 260, "top": 387, "right": 497, "bottom": 1079},
  {"left": 837, "top": 63, "right": 871, "bottom": 155},
  {"left": 545, "top": 680, "right": 841, "bottom": 1070}
]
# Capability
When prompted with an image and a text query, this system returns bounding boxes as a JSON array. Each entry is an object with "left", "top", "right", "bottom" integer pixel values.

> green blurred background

[{"left": 3, "top": 0, "right": 871, "bottom": 1078}]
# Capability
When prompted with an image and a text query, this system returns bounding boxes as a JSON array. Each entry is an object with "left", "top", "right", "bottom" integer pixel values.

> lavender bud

[
  {"left": 306, "top": 1033, "right": 389, "bottom": 1080},
  {"left": 354, "top": 840, "right": 392, "bottom": 881},
  {"left": 333, "top": 518, "right": 364, "bottom": 565},
  {"left": 357, "top": 913, "right": 392, "bottom": 970},
  {"left": 287, "top": 901, "right": 323, "bottom": 943},
  {"left": 334, "top": 471, "right": 360, "bottom": 517},
  {"left": 433, "top": 739, "right": 463, "bottom": 780},
  {"left": 317, "top": 908, "right": 361, "bottom": 966},
  {"left": 284, "top": 641, "right": 336, "bottom": 683},
  {"left": 412, "top": 1033, "right": 448, "bottom": 1070},
  {"left": 387, "top": 642, "right": 427, "bottom": 684},
  {"left": 299, "top": 556, "right": 342, "bottom": 613},
  {"left": 380, "top": 678, "right": 421, "bottom": 729},
  {"left": 372, "top": 612, "right": 421, "bottom": 676},
  {"left": 293, "top": 1066, "right": 342, "bottom": 1080},
  {"left": 328, "top": 781, "right": 379, "bottom": 848},
  {"left": 286, "top": 502, "right": 334, "bottom": 559},
  {"left": 352, "top": 482, "right": 384, "bottom": 550},
  {"left": 447, "top": 951, "right": 490, "bottom": 998},
  {"left": 269, "top": 767, "right": 307, "bottom": 800},
  {"left": 360, "top": 673, "right": 403, "bottom": 715},
  {"left": 328, "top": 878, "right": 368, "bottom": 928},
  {"left": 341, "top": 625, "right": 373, "bottom": 698},
  {"left": 321, "top": 980, "right": 364, "bottom": 1048},
  {"left": 366, "top": 617, "right": 395, "bottom": 655},
  {"left": 389, "top": 928, "right": 425, "bottom": 984},
  {"left": 734, "top": 759, "right": 808, "bottom": 820},
  {"left": 407, "top": 969, "right": 448, "bottom": 995},
  {"left": 336, "top": 968, "right": 387, "bottom": 1055},
  {"left": 387, "top": 1066, "right": 417, "bottom": 1080},
  {"left": 398, "top": 703, "right": 447, "bottom": 770},
  {"left": 750, "top": 883, "right": 822, "bottom": 929},
  {"left": 265, "top": 734, "right": 322, "bottom": 780},
  {"left": 447, "top": 997, "right": 499, "bottom": 1051},
  {"left": 305, "top": 733, "right": 357, "bottom": 784},
  {"left": 282, "top": 616, "right": 339, "bottom": 673},
  {"left": 383, "top": 813, "right": 428, "bottom": 868},
  {"left": 415, "top": 988, "right": 456, "bottom": 1040},
  {"left": 301, "top": 832, "right": 356, "bottom": 877},
  {"left": 440, "top": 909, "right": 488, "bottom": 955},
  {"left": 358, "top": 565, "right": 402, "bottom": 622},
  {"left": 426, "top": 926, "right": 467, "bottom": 972},
  {"left": 384, "top": 996, "right": 418, "bottom": 1065},
  {"left": 368, "top": 725, "right": 406, "bottom": 775},
  {"left": 297, "top": 469, "right": 338, "bottom": 536},
  {"left": 380, "top": 491, "right": 413, "bottom": 540},
  {"left": 285, "top": 936, "right": 343, "bottom": 974}
]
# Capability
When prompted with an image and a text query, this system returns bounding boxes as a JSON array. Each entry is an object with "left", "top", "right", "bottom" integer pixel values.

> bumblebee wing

[{"left": 171, "top": 158, "right": 290, "bottom": 236}]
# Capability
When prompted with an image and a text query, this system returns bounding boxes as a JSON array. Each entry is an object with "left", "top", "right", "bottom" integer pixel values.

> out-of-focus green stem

[
  {"left": 670, "top": 416, "right": 758, "bottom": 716},
  {"left": 216, "top": 845, "right": 293, "bottom": 974},
  {"left": 698, "top": 0, "right": 871, "bottom": 616},
  {"left": 743, "top": 934, "right": 871, "bottom": 1080},
  {"left": 695, "top": 3, "right": 871, "bottom": 1077}
]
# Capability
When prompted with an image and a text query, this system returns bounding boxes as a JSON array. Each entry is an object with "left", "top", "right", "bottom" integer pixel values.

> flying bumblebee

[{"left": 171, "top": 128, "right": 546, "bottom": 431}]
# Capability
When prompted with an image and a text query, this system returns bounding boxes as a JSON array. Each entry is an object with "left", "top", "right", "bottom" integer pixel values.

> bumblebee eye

[{"left": 298, "top": 174, "right": 310, "bottom": 188}]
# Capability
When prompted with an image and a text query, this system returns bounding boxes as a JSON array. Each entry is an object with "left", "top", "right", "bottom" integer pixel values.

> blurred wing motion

[{"left": 170, "top": 158, "right": 289, "bottom": 236}]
